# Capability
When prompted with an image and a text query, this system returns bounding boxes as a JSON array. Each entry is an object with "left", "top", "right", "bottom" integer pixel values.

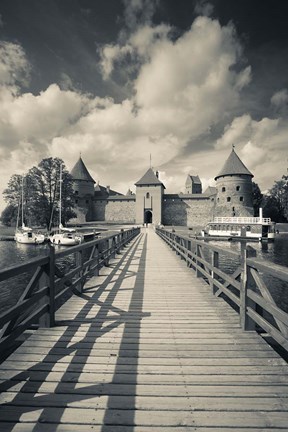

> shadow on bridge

[{"left": 0, "top": 232, "right": 149, "bottom": 431}]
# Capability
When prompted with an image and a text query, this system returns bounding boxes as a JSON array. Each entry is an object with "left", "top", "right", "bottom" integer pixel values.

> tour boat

[
  {"left": 205, "top": 209, "right": 276, "bottom": 242},
  {"left": 15, "top": 177, "right": 45, "bottom": 245}
]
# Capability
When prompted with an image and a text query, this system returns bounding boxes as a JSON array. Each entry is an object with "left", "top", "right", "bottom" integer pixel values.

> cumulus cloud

[
  {"left": 134, "top": 17, "right": 249, "bottom": 142},
  {"left": 194, "top": 1, "right": 214, "bottom": 17},
  {"left": 271, "top": 88, "right": 288, "bottom": 110},
  {"left": 0, "top": 41, "right": 31, "bottom": 90},
  {"left": 123, "top": 0, "right": 159, "bottom": 30}
]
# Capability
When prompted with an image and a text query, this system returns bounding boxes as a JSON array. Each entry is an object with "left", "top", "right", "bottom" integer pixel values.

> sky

[{"left": 0, "top": 0, "right": 288, "bottom": 211}]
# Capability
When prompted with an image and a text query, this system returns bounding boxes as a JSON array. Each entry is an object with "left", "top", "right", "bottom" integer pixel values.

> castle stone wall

[
  {"left": 106, "top": 199, "right": 136, "bottom": 222},
  {"left": 163, "top": 197, "right": 215, "bottom": 227},
  {"left": 92, "top": 200, "right": 107, "bottom": 221}
]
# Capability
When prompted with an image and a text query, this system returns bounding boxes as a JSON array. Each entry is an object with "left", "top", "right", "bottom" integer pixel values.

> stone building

[
  {"left": 214, "top": 148, "right": 254, "bottom": 217},
  {"left": 185, "top": 175, "right": 202, "bottom": 194},
  {"left": 70, "top": 148, "right": 254, "bottom": 226}
]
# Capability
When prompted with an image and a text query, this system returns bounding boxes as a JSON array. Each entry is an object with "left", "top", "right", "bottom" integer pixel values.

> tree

[
  {"left": 0, "top": 204, "right": 19, "bottom": 227},
  {"left": 2, "top": 157, "right": 76, "bottom": 229},
  {"left": 28, "top": 157, "right": 76, "bottom": 229},
  {"left": 252, "top": 181, "right": 263, "bottom": 217},
  {"left": 262, "top": 177, "right": 288, "bottom": 222}
]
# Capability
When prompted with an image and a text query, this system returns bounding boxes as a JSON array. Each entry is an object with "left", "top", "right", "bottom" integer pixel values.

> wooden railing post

[
  {"left": 104, "top": 239, "right": 110, "bottom": 266},
  {"left": 211, "top": 250, "right": 219, "bottom": 295},
  {"left": 75, "top": 249, "right": 84, "bottom": 294},
  {"left": 49, "top": 245, "right": 55, "bottom": 326},
  {"left": 94, "top": 244, "right": 100, "bottom": 276},
  {"left": 196, "top": 244, "right": 201, "bottom": 277},
  {"left": 39, "top": 246, "right": 55, "bottom": 328},
  {"left": 240, "top": 246, "right": 257, "bottom": 331}
]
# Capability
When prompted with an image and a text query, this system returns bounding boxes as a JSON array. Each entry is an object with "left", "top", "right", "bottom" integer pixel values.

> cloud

[
  {"left": 194, "top": 1, "right": 214, "bottom": 17},
  {"left": 0, "top": 41, "right": 31, "bottom": 89},
  {"left": 271, "top": 88, "right": 288, "bottom": 110},
  {"left": 123, "top": 0, "right": 159, "bottom": 30},
  {"left": 134, "top": 17, "right": 250, "bottom": 142}
]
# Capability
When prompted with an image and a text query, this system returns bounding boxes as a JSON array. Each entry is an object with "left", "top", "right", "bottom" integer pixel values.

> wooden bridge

[{"left": 0, "top": 227, "right": 288, "bottom": 430}]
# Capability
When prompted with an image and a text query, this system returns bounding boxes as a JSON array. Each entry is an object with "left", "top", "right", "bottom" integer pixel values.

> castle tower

[
  {"left": 70, "top": 157, "right": 95, "bottom": 221},
  {"left": 214, "top": 148, "right": 254, "bottom": 217},
  {"left": 70, "top": 156, "right": 95, "bottom": 197},
  {"left": 185, "top": 175, "right": 202, "bottom": 194},
  {"left": 135, "top": 168, "right": 165, "bottom": 224}
]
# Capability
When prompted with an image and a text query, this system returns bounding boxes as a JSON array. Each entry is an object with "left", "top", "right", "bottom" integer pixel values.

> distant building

[
  {"left": 185, "top": 175, "right": 202, "bottom": 194},
  {"left": 70, "top": 148, "right": 254, "bottom": 226}
]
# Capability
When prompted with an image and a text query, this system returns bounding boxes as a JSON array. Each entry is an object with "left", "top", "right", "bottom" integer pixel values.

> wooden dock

[{"left": 0, "top": 228, "right": 288, "bottom": 430}]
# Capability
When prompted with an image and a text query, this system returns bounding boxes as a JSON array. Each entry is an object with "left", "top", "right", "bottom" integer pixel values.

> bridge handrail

[
  {"left": 156, "top": 227, "right": 288, "bottom": 352},
  {"left": 0, "top": 227, "right": 140, "bottom": 353},
  {"left": 213, "top": 216, "right": 272, "bottom": 224}
]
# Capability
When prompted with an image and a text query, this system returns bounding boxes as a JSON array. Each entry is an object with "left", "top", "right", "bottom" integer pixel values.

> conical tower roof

[
  {"left": 135, "top": 168, "right": 165, "bottom": 188},
  {"left": 70, "top": 157, "right": 95, "bottom": 183},
  {"left": 215, "top": 149, "right": 253, "bottom": 180}
]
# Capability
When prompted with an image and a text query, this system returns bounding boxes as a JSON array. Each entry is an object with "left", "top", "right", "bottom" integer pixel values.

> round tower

[
  {"left": 70, "top": 156, "right": 95, "bottom": 197},
  {"left": 214, "top": 148, "right": 254, "bottom": 217},
  {"left": 70, "top": 156, "right": 95, "bottom": 222}
]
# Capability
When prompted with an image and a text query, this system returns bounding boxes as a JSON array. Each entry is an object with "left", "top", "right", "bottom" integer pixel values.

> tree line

[
  {"left": 253, "top": 173, "right": 288, "bottom": 222},
  {"left": 1, "top": 157, "right": 76, "bottom": 230}
]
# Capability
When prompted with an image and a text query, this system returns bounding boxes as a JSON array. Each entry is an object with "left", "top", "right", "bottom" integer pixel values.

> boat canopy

[{"left": 59, "top": 223, "right": 76, "bottom": 233}]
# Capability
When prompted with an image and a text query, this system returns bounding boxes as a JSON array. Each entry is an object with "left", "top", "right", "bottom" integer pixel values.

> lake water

[{"left": 0, "top": 226, "right": 288, "bottom": 314}]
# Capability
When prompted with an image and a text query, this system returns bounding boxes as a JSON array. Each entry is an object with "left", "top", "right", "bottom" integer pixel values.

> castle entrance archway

[{"left": 144, "top": 210, "right": 152, "bottom": 224}]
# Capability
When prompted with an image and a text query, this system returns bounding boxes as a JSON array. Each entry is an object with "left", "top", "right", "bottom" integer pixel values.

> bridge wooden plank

[
  {"left": 0, "top": 427, "right": 286, "bottom": 432},
  {"left": 0, "top": 228, "right": 288, "bottom": 430}
]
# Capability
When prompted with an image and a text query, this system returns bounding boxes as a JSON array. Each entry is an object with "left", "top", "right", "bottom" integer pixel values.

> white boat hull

[
  {"left": 15, "top": 232, "right": 45, "bottom": 244},
  {"left": 49, "top": 233, "right": 81, "bottom": 246}
]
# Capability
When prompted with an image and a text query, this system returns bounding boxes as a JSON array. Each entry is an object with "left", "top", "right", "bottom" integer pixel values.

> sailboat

[
  {"left": 14, "top": 177, "right": 45, "bottom": 245},
  {"left": 49, "top": 165, "right": 81, "bottom": 246}
]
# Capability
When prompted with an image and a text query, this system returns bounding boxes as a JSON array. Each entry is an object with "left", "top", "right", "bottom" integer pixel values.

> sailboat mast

[
  {"left": 21, "top": 176, "right": 24, "bottom": 227},
  {"left": 59, "top": 164, "right": 62, "bottom": 227}
]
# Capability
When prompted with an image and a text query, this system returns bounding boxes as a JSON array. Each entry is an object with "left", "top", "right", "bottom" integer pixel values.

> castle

[{"left": 70, "top": 148, "right": 254, "bottom": 226}]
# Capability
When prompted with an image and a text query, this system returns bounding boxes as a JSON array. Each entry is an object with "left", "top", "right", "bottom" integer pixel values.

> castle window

[
  {"left": 146, "top": 192, "right": 150, "bottom": 198},
  {"left": 217, "top": 198, "right": 219, "bottom": 202},
  {"left": 75, "top": 199, "right": 78, "bottom": 204},
  {"left": 222, "top": 187, "right": 226, "bottom": 192},
  {"left": 75, "top": 191, "right": 78, "bottom": 195},
  {"left": 236, "top": 186, "right": 240, "bottom": 191},
  {"left": 227, "top": 197, "right": 231, "bottom": 202},
  {"left": 240, "top": 196, "right": 243, "bottom": 202},
  {"left": 86, "top": 200, "right": 89, "bottom": 204}
]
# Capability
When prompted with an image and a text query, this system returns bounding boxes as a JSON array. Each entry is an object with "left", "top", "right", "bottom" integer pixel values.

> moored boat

[
  {"left": 15, "top": 177, "right": 45, "bottom": 245},
  {"left": 48, "top": 165, "right": 82, "bottom": 246},
  {"left": 15, "top": 224, "right": 45, "bottom": 244},
  {"left": 205, "top": 209, "right": 276, "bottom": 242},
  {"left": 49, "top": 224, "right": 81, "bottom": 246}
]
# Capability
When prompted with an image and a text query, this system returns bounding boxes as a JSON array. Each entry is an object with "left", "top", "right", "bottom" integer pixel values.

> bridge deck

[{"left": 0, "top": 228, "right": 288, "bottom": 431}]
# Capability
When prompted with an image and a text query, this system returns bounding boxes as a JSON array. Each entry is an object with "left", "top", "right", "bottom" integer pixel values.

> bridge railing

[
  {"left": 156, "top": 227, "right": 288, "bottom": 352},
  {"left": 0, "top": 227, "right": 140, "bottom": 353}
]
